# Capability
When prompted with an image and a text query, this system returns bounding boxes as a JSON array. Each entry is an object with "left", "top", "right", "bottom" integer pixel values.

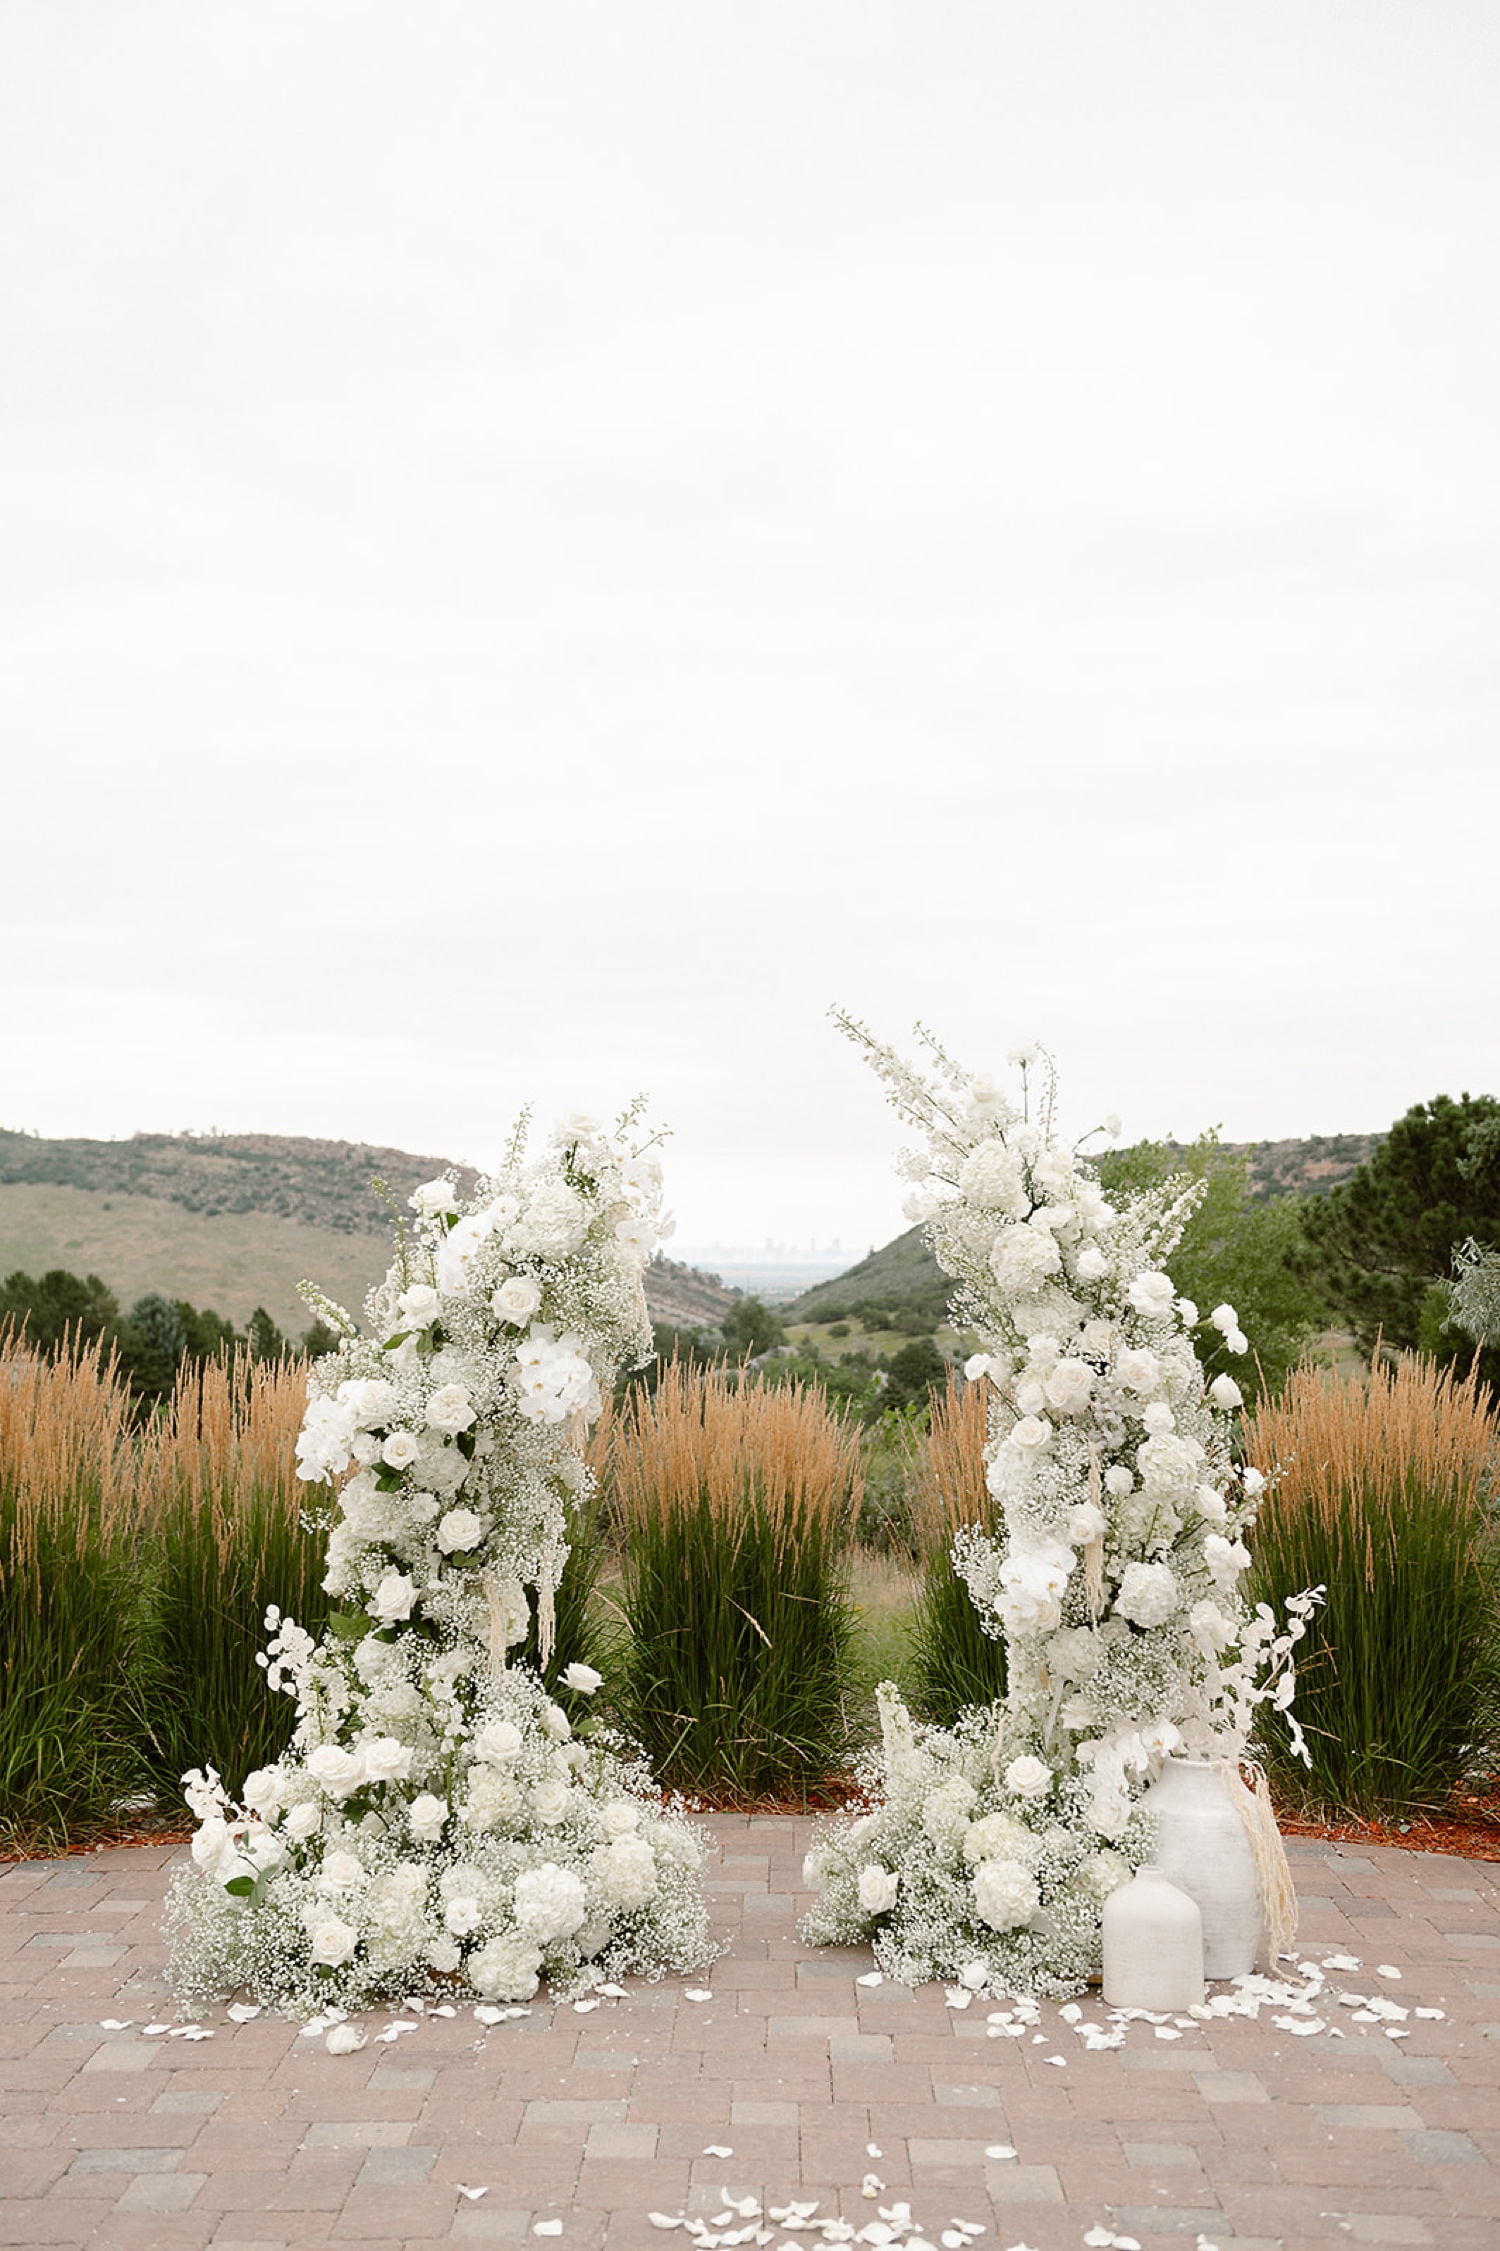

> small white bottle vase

[
  {"left": 1102, "top": 1866, "right": 1205, "bottom": 2010},
  {"left": 1143, "top": 1755, "right": 1262, "bottom": 1979}
]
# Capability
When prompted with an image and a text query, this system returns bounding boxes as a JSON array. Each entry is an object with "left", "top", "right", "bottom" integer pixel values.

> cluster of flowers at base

[
  {"left": 800, "top": 1686, "right": 1154, "bottom": 2000},
  {"left": 164, "top": 1663, "right": 713, "bottom": 2015}
]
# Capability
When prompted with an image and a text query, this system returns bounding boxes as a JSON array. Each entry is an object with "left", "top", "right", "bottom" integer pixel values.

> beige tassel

[
  {"left": 483, "top": 1571, "right": 510, "bottom": 1679},
  {"left": 536, "top": 1560, "right": 557, "bottom": 1674},
  {"left": 1226, "top": 1760, "right": 1299, "bottom": 1965},
  {"left": 1085, "top": 1449, "right": 1105, "bottom": 1619},
  {"left": 988, "top": 1708, "right": 1008, "bottom": 1786}
]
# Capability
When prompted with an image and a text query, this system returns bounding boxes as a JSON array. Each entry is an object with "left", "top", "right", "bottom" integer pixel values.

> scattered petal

[
  {"left": 1044, "top": 2055, "right": 1067, "bottom": 2067},
  {"left": 433, "top": 2004, "right": 457, "bottom": 2018},
  {"left": 684, "top": 1989, "right": 714, "bottom": 2003},
  {"left": 100, "top": 2019, "right": 132, "bottom": 2031},
  {"left": 857, "top": 1971, "right": 884, "bottom": 1987},
  {"left": 944, "top": 1988, "right": 972, "bottom": 2009},
  {"left": 1384, "top": 2028, "right": 1410, "bottom": 2041},
  {"left": 1415, "top": 2007, "right": 1446, "bottom": 2020},
  {"left": 598, "top": 1982, "right": 628, "bottom": 1997},
  {"left": 647, "top": 2219, "right": 682, "bottom": 2232},
  {"left": 984, "top": 2144, "right": 1017, "bottom": 2161},
  {"left": 702, "top": 2144, "right": 732, "bottom": 2157},
  {"left": 1058, "top": 2003, "right": 1082, "bottom": 2024},
  {"left": 1375, "top": 1965, "right": 1402, "bottom": 1979},
  {"left": 1154, "top": 2028, "right": 1181, "bottom": 2042},
  {"left": 861, "top": 2174, "right": 886, "bottom": 2199},
  {"left": 1321, "top": 1955, "right": 1360, "bottom": 1971},
  {"left": 574, "top": 1999, "right": 600, "bottom": 2014},
  {"left": 534, "top": 2226, "right": 563, "bottom": 2239},
  {"left": 225, "top": 2003, "right": 261, "bottom": 2023},
  {"left": 866, "top": 2144, "right": 884, "bottom": 2158},
  {"left": 474, "top": 2005, "right": 505, "bottom": 2026},
  {"left": 325, "top": 2023, "right": 366, "bottom": 2055},
  {"left": 457, "top": 2186, "right": 489, "bottom": 2201}
]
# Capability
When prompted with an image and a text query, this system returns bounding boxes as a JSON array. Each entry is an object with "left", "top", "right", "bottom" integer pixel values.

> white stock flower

[
  {"left": 1188, "top": 1599, "right": 1237, "bottom": 1655},
  {"left": 957, "top": 1140, "right": 1028, "bottom": 1214},
  {"left": 1075, "top": 1245, "right": 1109, "bottom": 1282},
  {"left": 1113, "top": 1560, "right": 1182, "bottom": 1628},
  {"left": 971, "top": 1858, "right": 1040, "bottom": 1932},
  {"left": 1209, "top": 1373, "right": 1244, "bottom": 1411},
  {"left": 1128, "top": 1271, "right": 1176, "bottom": 1317},
  {"left": 490, "top": 1276, "right": 543, "bottom": 1325},
  {"left": 1141, "top": 1401, "right": 1176, "bottom": 1435},
  {"left": 426, "top": 1385, "right": 477, "bottom": 1435},
  {"left": 562, "top": 1663, "right": 603, "bottom": 1694},
  {"left": 370, "top": 1573, "right": 417, "bottom": 1625},
  {"left": 1193, "top": 1482, "right": 1229, "bottom": 1522},
  {"left": 410, "top": 1179, "right": 459, "bottom": 1219},
  {"left": 467, "top": 1932, "right": 543, "bottom": 2001},
  {"left": 1104, "top": 1464, "right": 1135, "bottom": 1497},
  {"left": 436, "top": 1508, "right": 484, "bottom": 1554},
  {"left": 1203, "top": 1533, "right": 1252, "bottom": 1592},
  {"left": 1241, "top": 1465, "right": 1266, "bottom": 1498},
  {"left": 1175, "top": 1297, "right": 1199, "bottom": 1327},
  {"left": 513, "top": 1863, "right": 587, "bottom": 1943},
  {"left": 309, "top": 1918, "right": 358, "bottom": 1967},
  {"left": 1004, "top": 1755, "right": 1054, "bottom": 1801},
  {"left": 444, "top": 1894, "right": 483, "bottom": 1937},
  {"left": 990, "top": 1225, "right": 1063, "bottom": 1295},
  {"left": 1210, "top": 1303, "right": 1239, "bottom": 1333},
  {"left": 857, "top": 1865, "right": 899, "bottom": 1913}
]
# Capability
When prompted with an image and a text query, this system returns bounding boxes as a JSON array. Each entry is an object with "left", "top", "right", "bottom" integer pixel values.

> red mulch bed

[{"left": 7, "top": 1786, "right": 1499, "bottom": 1865}]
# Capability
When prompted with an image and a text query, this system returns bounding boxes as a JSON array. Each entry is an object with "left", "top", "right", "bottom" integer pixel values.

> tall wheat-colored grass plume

[
  {"left": 0, "top": 1322, "right": 138, "bottom": 1583},
  {"left": 607, "top": 1359, "right": 862, "bottom": 1541}
]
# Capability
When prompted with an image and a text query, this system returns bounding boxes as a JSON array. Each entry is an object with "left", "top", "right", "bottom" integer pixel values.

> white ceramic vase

[
  {"left": 1102, "top": 1866, "right": 1204, "bottom": 2010},
  {"left": 1143, "top": 1755, "right": 1262, "bottom": 1979}
]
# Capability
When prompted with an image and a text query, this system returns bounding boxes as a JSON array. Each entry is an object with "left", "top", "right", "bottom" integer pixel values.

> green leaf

[
  {"left": 224, "top": 1875, "right": 255, "bottom": 1898},
  {"left": 383, "top": 1331, "right": 412, "bottom": 1352},
  {"left": 326, "top": 1611, "right": 369, "bottom": 1640}
]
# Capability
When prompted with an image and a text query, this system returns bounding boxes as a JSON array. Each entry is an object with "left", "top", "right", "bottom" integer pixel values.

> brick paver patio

[{"left": 2, "top": 1820, "right": 1497, "bottom": 2251}]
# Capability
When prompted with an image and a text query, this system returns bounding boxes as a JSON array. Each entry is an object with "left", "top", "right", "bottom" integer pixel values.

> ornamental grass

[
  {"left": 1245, "top": 1353, "right": 1500, "bottom": 1820},
  {"left": 607, "top": 1361, "right": 861, "bottom": 1800},
  {"left": 135, "top": 1352, "right": 329, "bottom": 1800},
  {"left": 904, "top": 1373, "right": 1007, "bottom": 1725},
  {"left": 0, "top": 1330, "right": 147, "bottom": 1849}
]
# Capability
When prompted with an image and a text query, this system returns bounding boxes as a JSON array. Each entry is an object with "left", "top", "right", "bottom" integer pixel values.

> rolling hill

[{"left": 0, "top": 1130, "right": 737, "bottom": 1338}]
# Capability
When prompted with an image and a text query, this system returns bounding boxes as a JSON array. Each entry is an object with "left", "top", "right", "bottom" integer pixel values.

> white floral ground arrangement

[
  {"left": 802, "top": 1018, "right": 1318, "bottom": 1998},
  {"left": 166, "top": 1107, "right": 714, "bottom": 2016}
]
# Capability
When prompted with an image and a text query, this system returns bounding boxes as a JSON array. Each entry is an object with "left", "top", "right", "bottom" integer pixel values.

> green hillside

[{"left": 783, "top": 1132, "right": 1383, "bottom": 1330}]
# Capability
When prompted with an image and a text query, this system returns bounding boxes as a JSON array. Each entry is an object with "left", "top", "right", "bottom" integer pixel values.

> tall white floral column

[
  {"left": 167, "top": 1111, "right": 713, "bottom": 2014},
  {"left": 802, "top": 1021, "right": 1315, "bottom": 1997}
]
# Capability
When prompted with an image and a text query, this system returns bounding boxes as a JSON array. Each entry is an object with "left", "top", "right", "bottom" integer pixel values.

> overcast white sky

[{"left": 3, "top": 2, "right": 1497, "bottom": 1252}]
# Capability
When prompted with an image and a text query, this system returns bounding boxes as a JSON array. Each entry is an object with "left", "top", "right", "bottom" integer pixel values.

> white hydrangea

[{"left": 971, "top": 1858, "right": 1040, "bottom": 1932}]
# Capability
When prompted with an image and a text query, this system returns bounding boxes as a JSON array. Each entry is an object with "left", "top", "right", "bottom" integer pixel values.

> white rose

[
  {"left": 314, "top": 1850, "right": 366, "bottom": 1894},
  {"left": 370, "top": 1572, "right": 417, "bottom": 1624},
  {"left": 857, "top": 1865, "right": 899, "bottom": 1914},
  {"left": 407, "top": 1793, "right": 447, "bottom": 1841},
  {"left": 1241, "top": 1466, "right": 1266, "bottom": 1499},
  {"left": 306, "top": 1745, "right": 364, "bottom": 1797},
  {"left": 1114, "top": 1347, "right": 1159, "bottom": 1394},
  {"left": 1104, "top": 1464, "right": 1135, "bottom": 1497},
  {"left": 1128, "top": 1271, "right": 1176, "bottom": 1317},
  {"left": 1004, "top": 1755, "right": 1054, "bottom": 1801},
  {"left": 1075, "top": 1245, "right": 1109, "bottom": 1283},
  {"left": 562, "top": 1663, "right": 603, "bottom": 1695},
  {"left": 1203, "top": 1533, "right": 1251, "bottom": 1592},
  {"left": 1010, "top": 1415, "right": 1053, "bottom": 1453},
  {"left": 1209, "top": 1373, "right": 1244, "bottom": 1412},
  {"left": 597, "top": 1833, "right": 657, "bottom": 1909},
  {"left": 437, "top": 1508, "right": 484, "bottom": 1555},
  {"left": 1193, "top": 1482, "right": 1229, "bottom": 1523},
  {"left": 531, "top": 1778, "right": 571, "bottom": 1823},
  {"left": 191, "top": 1815, "right": 231, "bottom": 1870},
  {"left": 283, "top": 1800, "right": 323, "bottom": 1840},
  {"left": 599, "top": 1799, "right": 639, "bottom": 1837},
  {"left": 381, "top": 1430, "right": 421, "bottom": 1470},
  {"left": 359, "top": 1735, "right": 413, "bottom": 1784},
  {"left": 541, "top": 1703, "right": 572, "bottom": 1741},
  {"left": 1210, "top": 1302, "right": 1239, "bottom": 1333},
  {"left": 1141, "top": 1401, "right": 1176, "bottom": 1434},
  {"left": 240, "top": 1767, "right": 284, "bottom": 1819},
  {"left": 444, "top": 1894, "right": 483, "bottom": 1937},
  {"left": 425, "top": 1384, "right": 477, "bottom": 1436},
  {"left": 491, "top": 1276, "right": 543, "bottom": 1325},
  {"left": 1044, "top": 1358, "right": 1094, "bottom": 1414},
  {"left": 1067, "top": 1501, "right": 1106, "bottom": 1546},
  {"left": 396, "top": 1284, "right": 442, "bottom": 1329},
  {"left": 1175, "top": 1297, "right": 1199, "bottom": 1327},
  {"left": 474, "top": 1719, "right": 523, "bottom": 1764},
  {"left": 309, "top": 1918, "right": 358, "bottom": 1967},
  {"left": 410, "top": 1179, "right": 459, "bottom": 1219}
]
